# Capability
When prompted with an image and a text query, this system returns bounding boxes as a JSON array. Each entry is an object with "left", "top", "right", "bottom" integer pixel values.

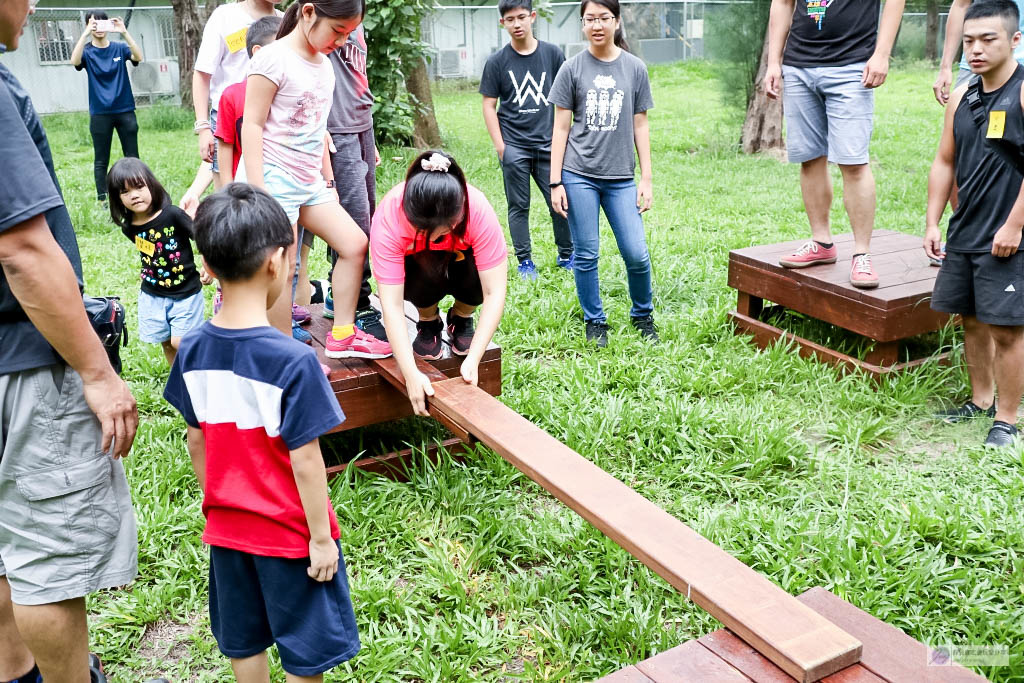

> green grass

[{"left": 41, "top": 63, "right": 1024, "bottom": 681}]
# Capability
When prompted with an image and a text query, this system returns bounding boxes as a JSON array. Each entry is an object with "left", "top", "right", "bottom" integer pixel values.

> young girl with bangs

[
  {"left": 372, "top": 151, "right": 509, "bottom": 415},
  {"left": 240, "top": 0, "right": 392, "bottom": 359},
  {"left": 549, "top": 0, "right": 658, "bottom": 348}
]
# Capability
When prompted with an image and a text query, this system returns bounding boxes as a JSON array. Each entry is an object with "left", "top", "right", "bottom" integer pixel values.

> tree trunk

[
  {"left": 740, "top": 24, "right": 785, "bottom": 155},
  {"left": 171, "top": 0, "right": 203, "bottom": 109},
  {"left": 405, "top": 56, "right": 442, "bottom": 149},
  {"left": 925, "top": 0, "right": 939, "bottom": 64}
]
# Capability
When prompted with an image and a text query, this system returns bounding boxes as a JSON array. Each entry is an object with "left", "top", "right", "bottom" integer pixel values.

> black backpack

[{"left": 84, "top": 296, "right": 128, "bottom": 375}]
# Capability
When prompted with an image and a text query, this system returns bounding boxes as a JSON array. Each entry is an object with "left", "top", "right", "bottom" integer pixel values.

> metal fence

[{"left": 9, "top": 3, "right": 952, "bottom": 114}]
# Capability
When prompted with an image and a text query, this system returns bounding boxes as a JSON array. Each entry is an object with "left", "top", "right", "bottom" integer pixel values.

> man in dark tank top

[{"left": 926, "top": 0, "right": 1024, "bottom": 448}]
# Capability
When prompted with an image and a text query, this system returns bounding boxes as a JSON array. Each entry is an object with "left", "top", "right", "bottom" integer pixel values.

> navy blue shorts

[{"left": 209, "top": 543, "right": 360, "bottom": 675}]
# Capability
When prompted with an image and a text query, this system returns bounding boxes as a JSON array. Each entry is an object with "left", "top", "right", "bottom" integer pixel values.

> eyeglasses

[{"left": 582, "top": 15, "right": 616, "bottom": 26}]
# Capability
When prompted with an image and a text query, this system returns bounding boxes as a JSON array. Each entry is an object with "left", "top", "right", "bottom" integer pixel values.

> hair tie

[{"left": 421, "top": 153, "right": 451, "bottom": 173}]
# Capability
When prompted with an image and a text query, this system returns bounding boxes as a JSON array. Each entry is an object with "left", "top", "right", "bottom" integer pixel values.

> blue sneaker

[
  {"left": 292, "top": 321, "right": 312, "bottom": 345},
  {"left": 323, "top": 287, "right": 334, "bottom": 319},
  {"left": 556, "top": 253, "right": 575, "bottom": 271},
  {"left": 517, "top": 259, "right": 538, "bottom": 281}
]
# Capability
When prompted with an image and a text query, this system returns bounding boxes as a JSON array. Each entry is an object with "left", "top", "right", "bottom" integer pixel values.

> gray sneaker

[{"left": 985, "top": 421, "right": 1019, "bottom": 448}]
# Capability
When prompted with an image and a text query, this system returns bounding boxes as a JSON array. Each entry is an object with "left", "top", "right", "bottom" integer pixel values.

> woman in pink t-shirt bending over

[
  {"left": 372, "top": 151, "right": 509, "bottom": 415},
  {"left": 240, "top": 0, "right": 391, "bottom": 359}
]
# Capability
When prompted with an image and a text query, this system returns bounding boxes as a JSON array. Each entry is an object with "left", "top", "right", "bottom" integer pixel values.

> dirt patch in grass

[{"left": 136, "top": 613, "right": 203, "bottom": 665}]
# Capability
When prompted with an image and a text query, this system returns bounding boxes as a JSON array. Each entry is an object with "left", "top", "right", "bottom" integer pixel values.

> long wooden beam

[{"left": 369, "top": 358, "right": 862, "bottom": 682}]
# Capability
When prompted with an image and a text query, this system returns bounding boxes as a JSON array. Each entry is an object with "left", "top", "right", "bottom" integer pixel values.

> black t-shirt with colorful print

[
  {"left": 121, "top": 204, "right": 202, "bottom": 299},
  {"left": 783, "top": 0, "right": 880, "bottom": 68}
]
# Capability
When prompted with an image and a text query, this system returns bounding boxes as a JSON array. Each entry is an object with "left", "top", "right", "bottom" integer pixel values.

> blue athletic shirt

[{"left": 75, "top": 42, "right": 138, "bottom": 115}]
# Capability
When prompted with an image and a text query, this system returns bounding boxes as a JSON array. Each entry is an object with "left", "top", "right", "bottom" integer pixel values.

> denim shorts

[
  {"left": 209, "top": 108, "right": 220, "bottom": 174},
  {"left": 138, "top": 290, "right": 205, "bottom": 343},
  {"left": 782, "top": 62, "right": 874, "bottom": 165},
  {"left": 0, "top": 364, "right": 138, "bottom": 605},
  {"left": 236, "top": 160, "right": 335, "bottom": 226}
]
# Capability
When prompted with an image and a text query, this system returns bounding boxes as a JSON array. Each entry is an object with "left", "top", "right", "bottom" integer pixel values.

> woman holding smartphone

[{"left": 70, "top": 10, "right": 143, "bottom": 203}]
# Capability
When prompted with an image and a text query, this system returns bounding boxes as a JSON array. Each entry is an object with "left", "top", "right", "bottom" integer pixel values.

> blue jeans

[{"left": 563, "top": 170, "right": 653, "bottom": 323}]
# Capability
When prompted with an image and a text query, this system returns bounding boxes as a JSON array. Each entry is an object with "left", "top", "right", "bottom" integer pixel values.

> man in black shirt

[
  {"left": 926, "top": 0, "right": 1024, "bottom": 448},
  {"left": 480, "top": 0, "right": 572, "bottom": 281},
  {"left": 0, "top": 0, "right": 140, "bottom": 679},
  {"left": 764, "top": 0, "right": 904, "bottom": 288}
]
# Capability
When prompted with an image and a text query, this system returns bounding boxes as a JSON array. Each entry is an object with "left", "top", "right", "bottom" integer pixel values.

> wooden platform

[
  {"left": 304, "top": 302, "right": 500, "bottom": 477},
  {"left": 599, "top": 587, "right": 985, "bottom": 683},
  {"left": 728, "top": 231, "right": 953, "bottom": 379}
]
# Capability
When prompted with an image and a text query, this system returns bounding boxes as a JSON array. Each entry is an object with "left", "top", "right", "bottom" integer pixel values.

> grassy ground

[{"left": 40, "top": 62, "right": 1024, "bottom": 681}]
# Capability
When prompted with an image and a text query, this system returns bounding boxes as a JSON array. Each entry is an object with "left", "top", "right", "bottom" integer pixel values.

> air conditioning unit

[
  {"left": 435, "top": 48, "right": 468, "bottom": 78},
  {"left": 130, "top": 58, "right": 175, "bottom": 96}
]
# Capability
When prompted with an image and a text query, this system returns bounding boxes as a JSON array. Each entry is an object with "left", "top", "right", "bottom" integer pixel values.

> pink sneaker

[
  {"left": 320, "top": 362, "right": 332, "bottom": 377},
  {"left": 325, "top": 327, "right": 393, "bottom": 359},
  {"left": 850, "top": 253, "right": 879, "bottom": 289},
  {"left": 779, "top": 241, "right": 838, "bottom": 268}
]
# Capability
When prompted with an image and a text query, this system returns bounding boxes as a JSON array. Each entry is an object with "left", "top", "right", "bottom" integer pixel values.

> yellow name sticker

[
  {"left": 135, "top": 236, "right": 156, "bottom": 256},
  {"left": 987, "top": 110, "right": 1006, "bottom": 139},
  {"left": 225, "top": 27, "right": 248, "bottom": 54}
]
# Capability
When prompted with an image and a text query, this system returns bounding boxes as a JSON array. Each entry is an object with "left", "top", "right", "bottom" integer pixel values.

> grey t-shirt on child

[
  {"left": 327, "top": 25, "right": 373, "bottom": 135},
  {"left": 548, "top": 49, "right": 653, "bottom": 180}
]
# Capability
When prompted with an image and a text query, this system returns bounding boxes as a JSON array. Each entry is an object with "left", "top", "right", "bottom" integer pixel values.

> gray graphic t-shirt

[
  {"left": 327, "top": 25, "right": 373, "bottom": 135},
  {"left": 549, "top": 50, "right": 653, "bottom": 179},
  {"left": 479, "top": 41, "right": 565, "bottom": 149}
]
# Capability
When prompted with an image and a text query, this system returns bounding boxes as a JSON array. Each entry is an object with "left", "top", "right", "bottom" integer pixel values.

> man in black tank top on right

[{"left": 926, "top": 0, "right": 1024, "bottom": 448}]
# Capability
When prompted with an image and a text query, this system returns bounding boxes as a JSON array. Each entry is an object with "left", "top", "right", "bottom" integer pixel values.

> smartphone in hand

[{"left": 95, "top": 19, "right": 119, "bottom": 33}]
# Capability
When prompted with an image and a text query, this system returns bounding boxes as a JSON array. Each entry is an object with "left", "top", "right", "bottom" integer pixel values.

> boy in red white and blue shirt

[{"left": 164, "top": 183, "right": 359, "bottom": 679}]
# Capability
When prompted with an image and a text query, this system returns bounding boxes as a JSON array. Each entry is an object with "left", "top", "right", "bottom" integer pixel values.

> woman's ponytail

[
  {"left": 275, "top": 0, "right": 366, "bottom": 39},
  {"left": 402, "top": 150, "right": 470, "bottom": 241},
  {"left": 276, "top": 3, "right": 300, "bottom": 38}
]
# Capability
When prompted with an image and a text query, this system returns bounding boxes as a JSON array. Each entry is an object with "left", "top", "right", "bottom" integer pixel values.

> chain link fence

[{"left": 11, "top": 3, "right": 949, "bottom": 114}]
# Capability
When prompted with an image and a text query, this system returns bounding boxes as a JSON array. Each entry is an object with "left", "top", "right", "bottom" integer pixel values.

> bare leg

[
  {"left": 230, "top": 652, "right": 270, "bottom": 683},
  {"left": 449, "top": 301, "right": 477, "bottom": 318},
  {"left": 0, "top": 578, "right": 35, "bottom": 681},
  {"left": 989, "top": 324, "right": 1024, "bottom": 424},
  {"left": 298, "top": 203, "right": 367, "bottom": 328},
  {"left": 417, "top": 305, "right": 440, "bottom": 322},
  {"left": 838, "top": 162, "right": 875, "bottom": 255},
  {"left": 963, "top": 315, "right": 996, "bottom": 410},
  {"left": 161, "top": 337, "right": 180, "bottom": 366},
  {"left": 799, "top": 156, "right": 833, "bottom": 245},
  {"left": 268, "top": 224, "right": 300, "bottom": 336},
  {"left": 296, "top": 241, "right": 312, "bottom": 307},
  {"left": 12, "top": 598, "right": 89, "bottom": 683},
  {"left": 285, "top": 673, "right": 323, "bottom": 683}
]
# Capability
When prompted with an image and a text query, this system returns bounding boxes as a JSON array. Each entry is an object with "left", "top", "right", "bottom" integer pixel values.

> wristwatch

[
  {"left": 325, "top": 179, "right": 336, "bottom": 188},
  {"left": 549, "top": 181, "right": 563, "bottom": 188}
]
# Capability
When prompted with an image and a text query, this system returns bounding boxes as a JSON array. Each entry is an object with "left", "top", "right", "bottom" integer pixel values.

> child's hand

[
  {"left": 199, "top": 265, "right": 214, "bottom": 286},
  {"left": 308, "top": 537, "right": 339, "bottom": 582}
]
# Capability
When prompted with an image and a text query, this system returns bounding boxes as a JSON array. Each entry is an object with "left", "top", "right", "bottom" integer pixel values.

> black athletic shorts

[
  {"left": 404, "top": 247, "right": 484, "bottom": 309},
  {"left": 931, "top": 250, "right": 1024, "bottom": 325}
]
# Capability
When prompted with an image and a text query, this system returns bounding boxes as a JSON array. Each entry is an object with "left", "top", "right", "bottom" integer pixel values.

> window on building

[
  {"left": 158, "top": 15, "right": 178, "bottom": 58},
  {"left": 35, "top": 18, "right": 78, "bottom": 64}
]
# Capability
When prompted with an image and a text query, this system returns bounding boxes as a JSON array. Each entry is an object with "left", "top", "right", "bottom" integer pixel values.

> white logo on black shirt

[
  {"left": 585, "top": 74, "right": 624, "bottom": 131},
  {"left": 1006, "top": 284, "right": 1017, "bottom": 292},
  {"left": 509, "top": 70, "right": 549, "bottom": 110}
]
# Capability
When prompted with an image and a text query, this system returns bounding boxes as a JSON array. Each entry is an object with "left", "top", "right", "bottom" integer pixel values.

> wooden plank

[
  {"left": 594, "top": 666, "right": 657, "bottom": 683},
  {"left": 733, "top": 231, "right": 898, "bottom": 261},
  {"left": 634, "top": 641, "right": 750, "bottom": 681},
  {"left": 729, "top": 311, "right": 949, "bottom": 381},
  {"left": 698, "top": 630, "right": 885, "bottom": 683},
  {"left": 411, "top": 375, "right": 862, "bottom": 682},
  {"left": 797, "top": 588, "right": 988, "bottom": 683},
  {"left": 324, "top": 438, "right": 466, "bottom": 482}
]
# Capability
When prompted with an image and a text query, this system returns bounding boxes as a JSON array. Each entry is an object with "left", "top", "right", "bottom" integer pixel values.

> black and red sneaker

[
  {"left": 412, "top": 317, "right": 444, "bottom": 360},
  {"left": 446, "top": 311, "right": 476, "bottom": 356}
]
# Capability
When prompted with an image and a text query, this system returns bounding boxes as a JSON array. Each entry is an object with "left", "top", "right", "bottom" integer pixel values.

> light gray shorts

[
  {"left": 0, "top": 364, "right": 138, "bottom": 606},
  {"left": 782, "top": 62, "right": 874, "bottom": 165}
]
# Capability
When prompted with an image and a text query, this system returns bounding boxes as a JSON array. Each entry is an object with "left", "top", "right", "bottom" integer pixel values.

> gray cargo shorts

[{"left": 0, "top": 364, "right": 137, "bottom": 605}]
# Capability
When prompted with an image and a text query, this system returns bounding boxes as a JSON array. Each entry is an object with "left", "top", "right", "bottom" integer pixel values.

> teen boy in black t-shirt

[
  {"left": 480, "top": 0, "right": 573, "bottom": 281},
  {"left": 926, "top": 0, "right": 1024, "bottom": 448}
]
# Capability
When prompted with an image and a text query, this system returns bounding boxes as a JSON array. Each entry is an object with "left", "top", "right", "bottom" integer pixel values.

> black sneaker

[
  {"left": 585, "top": 320, "right": 609, "bottom": 348},
  {"left": 631, "top": 315, "right": 659, "bottom": 344},
  {"left": 355, "top": 307, "right": 388, "bottom": 342},
  {"left": 89, "top": 654, "right": 107, "bottom": 683},
  {"left": 446, "top": 311, "right": 475, "bottom": 356},
  {"left": 936, "top": 401, "right": 996, "bottom": 424},
  {"left": 412, "top": 317, "right": 443, "bottom": 360},
  {"left": 985, "top": 421, "right": 1019, "bottom": 448}
]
